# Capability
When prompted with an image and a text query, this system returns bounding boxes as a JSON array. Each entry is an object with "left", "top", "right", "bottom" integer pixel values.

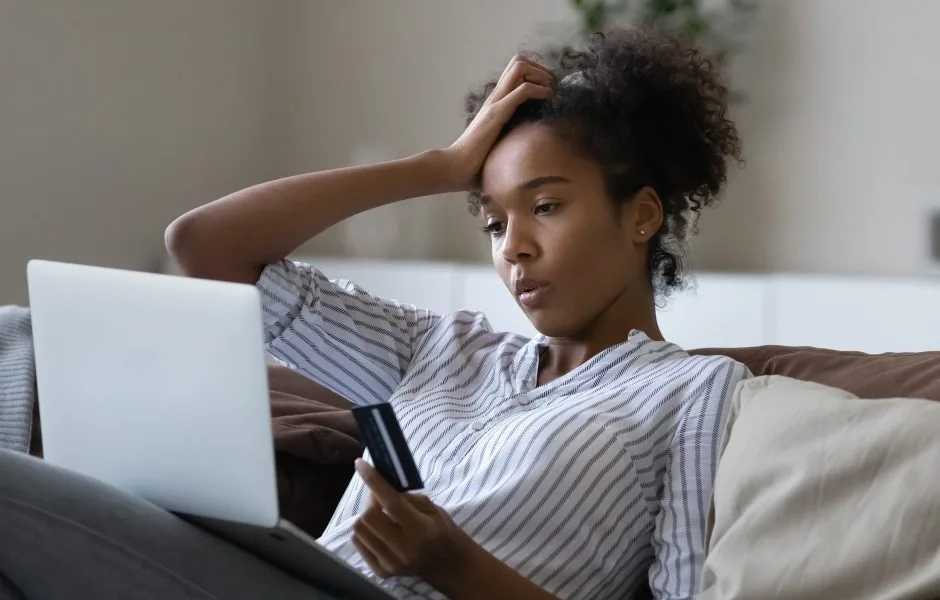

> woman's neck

[{"left": 536, "top": 288, "right": 663, "bottom": 386}]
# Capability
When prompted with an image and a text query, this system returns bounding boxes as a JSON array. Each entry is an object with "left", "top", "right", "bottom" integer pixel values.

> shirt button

[
  {"left": 470, "top": 422, "right": 485, "bottom": 432},
  {"left": 515, "top": 394, "right": 529, "bottom": 406}
]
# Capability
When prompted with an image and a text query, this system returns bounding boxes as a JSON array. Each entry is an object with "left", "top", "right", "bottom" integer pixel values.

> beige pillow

[{"left": 698, "top": 376, "right": 940, "bottom": 600}]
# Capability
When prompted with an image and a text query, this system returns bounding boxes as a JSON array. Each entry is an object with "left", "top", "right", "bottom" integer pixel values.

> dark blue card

[{"left": 351, "top": 403, "right": 423, "bottom": 492}]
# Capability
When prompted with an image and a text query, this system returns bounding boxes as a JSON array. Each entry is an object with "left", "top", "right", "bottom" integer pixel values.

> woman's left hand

[{"left": 352, "top": 459, "right": 471, "bottom": 583}]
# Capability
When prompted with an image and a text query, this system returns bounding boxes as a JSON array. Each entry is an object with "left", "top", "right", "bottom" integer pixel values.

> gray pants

[{"left": 0, "top": 449, "right": 339, "bottom": 600}]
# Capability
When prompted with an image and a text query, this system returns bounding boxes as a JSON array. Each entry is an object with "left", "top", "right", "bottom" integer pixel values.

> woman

[
  {"left": 0, "top": 28, "right": 748, "bottom": 600},
  {"left": 169, "top": 25, "right": 750, "bottom": 599}
]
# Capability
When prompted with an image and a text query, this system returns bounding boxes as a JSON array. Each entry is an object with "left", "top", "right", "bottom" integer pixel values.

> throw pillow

[{"left": 698, "top": 376, "right": 940, "bottom": 599}]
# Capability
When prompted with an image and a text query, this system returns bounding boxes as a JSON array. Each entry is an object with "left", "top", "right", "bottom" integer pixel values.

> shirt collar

[{"left": 512, "top": 329, "right": 659, "bottom": 393}]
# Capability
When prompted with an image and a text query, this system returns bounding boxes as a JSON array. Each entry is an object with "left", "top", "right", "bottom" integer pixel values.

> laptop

[{"left": 27, "top": 259, "right": 396, "bottom": 600}]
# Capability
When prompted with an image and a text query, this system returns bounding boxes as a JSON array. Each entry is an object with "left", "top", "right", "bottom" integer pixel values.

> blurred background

[{"left": 2, "top": 0, "right": 940, "bottom": 313}]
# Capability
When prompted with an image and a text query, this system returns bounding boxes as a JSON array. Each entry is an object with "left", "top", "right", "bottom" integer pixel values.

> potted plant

[{"left": 568, "top": 0, "right": 759, "bottom": 100}]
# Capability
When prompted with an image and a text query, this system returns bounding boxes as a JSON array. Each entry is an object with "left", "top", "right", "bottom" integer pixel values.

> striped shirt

[{"left": 258, "top": 260, "right": 750, "bottom": 600}]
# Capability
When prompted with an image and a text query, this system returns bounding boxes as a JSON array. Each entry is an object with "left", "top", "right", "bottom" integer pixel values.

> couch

[
  {"left": 269, "top": 344, "right": 940, "bottom": 599},
  {"left": 18, "top": 341, "right": 940, "bottom": 598}
]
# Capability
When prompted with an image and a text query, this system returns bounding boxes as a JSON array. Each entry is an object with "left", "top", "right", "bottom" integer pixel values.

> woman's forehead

[{"left": 480, "top": 125, "right": 588, "bottom": 193}]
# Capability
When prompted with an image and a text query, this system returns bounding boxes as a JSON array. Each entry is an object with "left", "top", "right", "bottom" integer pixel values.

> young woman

[
  {"left": 166, "top": 26, "right": 750, "bottom": 599},
  {"left": 0, "top": 28, "right": 748, "bottom": 600}
]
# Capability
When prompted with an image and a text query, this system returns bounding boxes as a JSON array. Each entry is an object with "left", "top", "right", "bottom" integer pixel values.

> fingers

[
  {"left": 354, "top": 503, "right": 408, "bottom": 569},
  {"left": 504, "top": 54, "right": 553, "bottom": 83},
  {"left": 444, "top": 54, "right": 555, "bottom": 190},
  {"left": 404, "top": 493, "right": 438, "bottom": 514},
  {"left": 355, "top": 459, "right": 416, "bottom": 525},
  {"left": 492, "top": 81, "right": 553, "bottom": 115},
  {"left": 359, "top": 503, "right": 405, "bottom": 545},
  {"left": 452, "top": 79, "right": 552, "bottom": 176},
  {"left": 352, "top": 529, "right": 399, "bottom": 579},
  {"left": 352, "top": 536, "right": 388, "bottom": 578},
  {"left": 486, "top": 55, "right": 553, "bottom": 107}
]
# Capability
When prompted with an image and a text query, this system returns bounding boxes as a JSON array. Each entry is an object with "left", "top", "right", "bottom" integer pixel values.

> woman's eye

[
  {"left": 480, "top": 221, "right": 505, "bottom": 236},
  {"left": 535, "top": 202, "right": 558, "bottom": 215}
]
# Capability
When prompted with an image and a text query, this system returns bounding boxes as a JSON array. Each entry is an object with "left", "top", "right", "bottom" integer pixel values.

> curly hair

[{"left": 464, "top": 28, "right": 742, "bottom": 293}]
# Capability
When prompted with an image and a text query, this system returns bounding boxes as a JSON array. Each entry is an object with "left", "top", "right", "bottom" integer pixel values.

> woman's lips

[{"left": 518, "top": 284, "right": 550, "bottom": 308}]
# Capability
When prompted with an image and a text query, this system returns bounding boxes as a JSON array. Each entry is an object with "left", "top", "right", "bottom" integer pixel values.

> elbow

[
  {"left": 164, "top": 211, "right": 213, "bottom": 279},
  {"left": 164, "top": 210, "right": 263, "bottom": 284},
  {"left": 164, "top": 214, "right": 186, "bottom": 264}
]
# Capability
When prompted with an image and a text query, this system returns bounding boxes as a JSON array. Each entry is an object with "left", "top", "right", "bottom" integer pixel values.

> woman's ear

[{"left": 622, "top": 186, "right": 663, "bottom": 243}]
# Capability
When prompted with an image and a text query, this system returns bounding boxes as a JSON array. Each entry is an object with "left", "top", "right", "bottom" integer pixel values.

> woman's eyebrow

[
  {"left": 480, "top": 175, "right": 571, "bottom": 205},
  {"left": 518, "top": 175, "right": 570, "bottom": 190}
]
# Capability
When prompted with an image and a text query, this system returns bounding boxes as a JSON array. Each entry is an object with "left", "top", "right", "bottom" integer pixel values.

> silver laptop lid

[{"left": 28, "top": 260, "right": 279, "bottom": 527}]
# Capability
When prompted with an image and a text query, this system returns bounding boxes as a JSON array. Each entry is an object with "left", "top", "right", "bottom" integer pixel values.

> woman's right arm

[
  {"left": 165, "top": 56, "right": 552, "bottom": 286},
  {"left": 164, "top": 56, "right": 553, "bottom": 403},
  {"left": 165, "top": 150, "right": 456, "bottom": 284},
  {"left": 165, "top": 154, "right": 464, "bottom": 405}
]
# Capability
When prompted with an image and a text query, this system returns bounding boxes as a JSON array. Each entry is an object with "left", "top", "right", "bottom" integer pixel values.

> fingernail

[{"left": 354, "top": 458, "right": 366, "bottom": 472}]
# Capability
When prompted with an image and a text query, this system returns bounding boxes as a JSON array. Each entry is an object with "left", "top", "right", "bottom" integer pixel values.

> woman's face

[{"left": 478, "top": 123, "right": 659, "bottom": 338}]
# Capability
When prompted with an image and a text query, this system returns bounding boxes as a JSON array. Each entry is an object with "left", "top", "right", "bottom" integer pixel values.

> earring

[{"left": 639, "top": 229, "right": 646, "bottom": 236}]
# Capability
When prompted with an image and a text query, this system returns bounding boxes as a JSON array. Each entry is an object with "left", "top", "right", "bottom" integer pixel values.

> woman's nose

[{"left": 501, "top": 221, "right": 537, "bottom": 263}]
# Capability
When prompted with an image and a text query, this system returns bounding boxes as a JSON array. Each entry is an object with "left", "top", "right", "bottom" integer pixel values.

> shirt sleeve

[
  {"left": 648, "top": 358, "right": 751, "bottom": 599},
  {"left": 256, "top": 259, "right": 440, "bottom": 406}
]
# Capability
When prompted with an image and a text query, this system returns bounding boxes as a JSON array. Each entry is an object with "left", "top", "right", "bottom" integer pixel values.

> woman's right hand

[{"left": 441, "top": 56, "right": 554, "bottom": 191}]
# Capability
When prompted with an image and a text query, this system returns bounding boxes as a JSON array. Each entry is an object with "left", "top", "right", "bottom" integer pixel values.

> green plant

[{"left": 569, "top": 0, "right": 758, "bottom": 70}]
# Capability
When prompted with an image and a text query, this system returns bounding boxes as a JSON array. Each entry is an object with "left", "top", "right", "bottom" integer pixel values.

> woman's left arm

[
  {"left": 352, "top": 460, "right": 560, "bottom": 600},
  {"left": 647, "top": 360, "right": 751, "bottom": 600}
]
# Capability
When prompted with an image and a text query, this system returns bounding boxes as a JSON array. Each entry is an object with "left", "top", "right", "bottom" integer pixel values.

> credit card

[{"left": 351, "top": 403, "right": 424, "bottom": 492}]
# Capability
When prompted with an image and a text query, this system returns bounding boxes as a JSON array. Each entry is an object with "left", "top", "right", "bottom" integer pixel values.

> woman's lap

[{"left": 0, "top": 449, "right": 339, "bottom": 600}]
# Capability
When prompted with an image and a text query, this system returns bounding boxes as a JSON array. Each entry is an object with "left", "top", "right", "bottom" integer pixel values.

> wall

[
  {"left": 4, "top": 0, "right": 940, "bottom": 306},
  {"left": 696, "top": 0, "right": 940, "bottom": 277},
  {"left": 288, "top": 0, "right": 940, "bottom": 278},
  {"left": 0, "top": 0, "right": 286, "bottom": 304},
  {"left": 280, "top": 0, "right": 577, "bottom": 264}
]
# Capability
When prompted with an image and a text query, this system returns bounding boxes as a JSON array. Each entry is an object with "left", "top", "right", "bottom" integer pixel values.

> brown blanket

[{"left": 266, "top": 365, "right": 363, "bottom": 537}]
